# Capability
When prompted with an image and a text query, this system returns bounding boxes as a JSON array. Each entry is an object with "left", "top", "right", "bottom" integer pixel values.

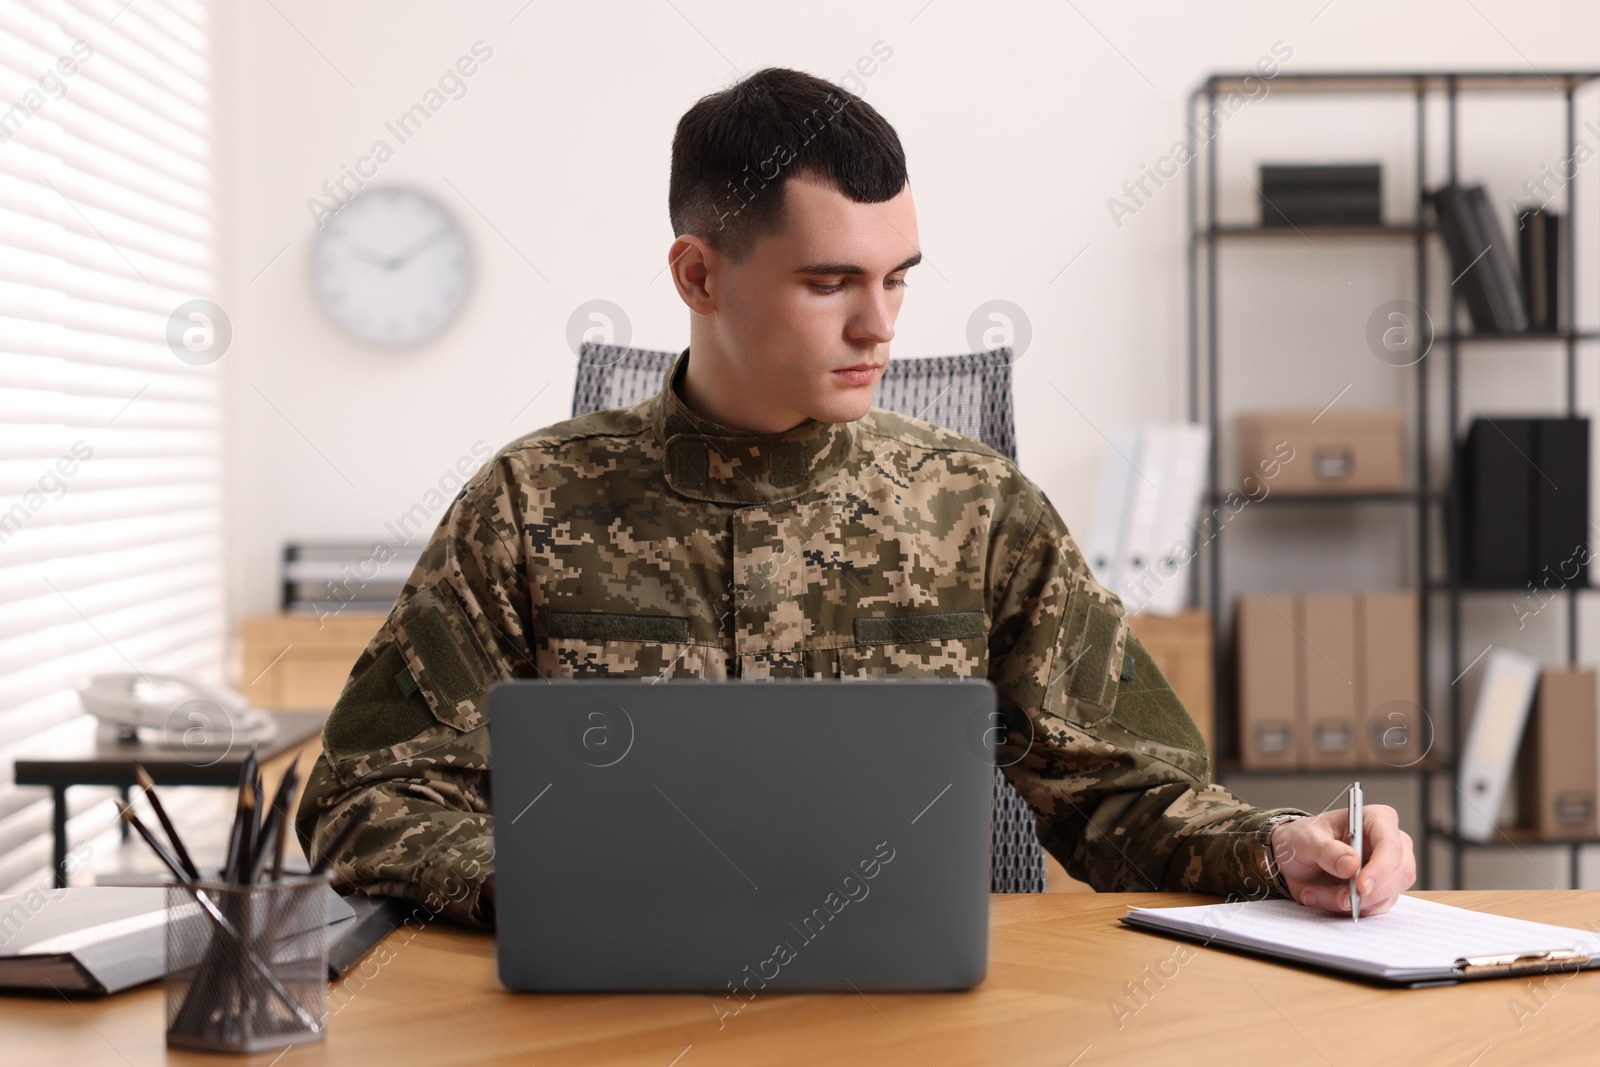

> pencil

[
  {"left": 133, "top": 764, "right": 200, "bottom": 881},
  {"left": 223, "top": 776, "right": 256, "bottom": 884},
  {"left": 269, "top": 767, "right": 297, "bottom": 882},
  {"left": 116, "top": 800, "right": 194, "bottom": 885},
  {"left": 223, "top": 744, "right": 262, "bottom": 884},
  {"left": 241, "top": 744, "right": 260, "bottom": 883},
  {"left": 250, "top": 770, "right": 264, "bottom": 873},
  {"left": 248, "top": 764, "right": 300, "bottom": 885},
  {"left": 273, "top": 764, "right": 301, "bottom": 882},
  {"left": 308, "top": 800, "right": 374, "bottom": 877}
]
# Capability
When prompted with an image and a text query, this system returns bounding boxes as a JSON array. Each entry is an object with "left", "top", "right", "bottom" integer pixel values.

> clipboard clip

[{"left": 1453, "top": 948, "right": 1590, "bottom": 976}]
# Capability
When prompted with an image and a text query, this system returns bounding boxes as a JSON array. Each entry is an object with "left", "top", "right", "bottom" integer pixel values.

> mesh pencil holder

[{"left": 164, "top": 876, "right": 330, "bottom": 1053}]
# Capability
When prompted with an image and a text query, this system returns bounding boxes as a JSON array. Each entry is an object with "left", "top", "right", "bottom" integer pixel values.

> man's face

[{"left": 700, "top": 172, "right": 919, "bottom": 428}]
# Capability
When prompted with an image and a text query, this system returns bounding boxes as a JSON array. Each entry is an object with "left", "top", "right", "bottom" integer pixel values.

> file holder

[{"left": 164, "top": 876, "right": 330, "bottom": 1053}]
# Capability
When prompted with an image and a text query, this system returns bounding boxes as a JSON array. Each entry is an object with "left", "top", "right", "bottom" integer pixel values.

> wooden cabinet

[
  {"left": 1128, "top": 609, "right": 1214, "bottom": 764},
  {"left": 239, "top": 613, "right": 385, "bottom": 711}
]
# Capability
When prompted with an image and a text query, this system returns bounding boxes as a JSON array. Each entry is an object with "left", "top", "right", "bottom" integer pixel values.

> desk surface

[
  {"left": 13, "top": 711, "right": 326, "bottom": 787},
  {"left": 9, "top": 890, "right": 1600, "bottom": 1066}
]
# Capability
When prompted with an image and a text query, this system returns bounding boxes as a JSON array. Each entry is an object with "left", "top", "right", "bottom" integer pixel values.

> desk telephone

[{"left": 77, "top": 673, "right": 278, "bottom": 747}]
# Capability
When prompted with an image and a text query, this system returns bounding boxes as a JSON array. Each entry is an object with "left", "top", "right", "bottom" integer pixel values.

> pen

[{"left": 1348, "top": 780, "right": 1363, "bottom": 922}]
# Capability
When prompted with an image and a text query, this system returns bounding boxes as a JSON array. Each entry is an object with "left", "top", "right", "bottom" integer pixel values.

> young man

[{"left": 296, "top": 67, "right": 1415, "bottom": 927}]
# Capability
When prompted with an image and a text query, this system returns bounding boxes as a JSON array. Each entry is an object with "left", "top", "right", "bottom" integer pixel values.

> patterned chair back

[{"left": 571, "top": 342, "right": 1047, "bottom": 893}]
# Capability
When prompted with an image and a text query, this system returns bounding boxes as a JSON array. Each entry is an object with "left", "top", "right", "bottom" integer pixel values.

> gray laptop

[{"left": 487, "top": 678, "right": 996, "bottom": 993}]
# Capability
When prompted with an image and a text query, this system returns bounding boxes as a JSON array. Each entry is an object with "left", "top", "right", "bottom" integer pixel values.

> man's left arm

[{"left": 986, "top": 493, "right": 1414, "bottom": 909}]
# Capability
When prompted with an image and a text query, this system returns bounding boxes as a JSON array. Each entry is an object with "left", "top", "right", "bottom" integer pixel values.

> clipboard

[{"left": 1119, "top": 894, "right": 1600, "bottom": 988}]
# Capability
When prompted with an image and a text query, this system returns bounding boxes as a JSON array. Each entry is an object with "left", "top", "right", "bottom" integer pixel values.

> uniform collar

[{"left": 649, "top": 347, "right": 855, "bottom": 505}]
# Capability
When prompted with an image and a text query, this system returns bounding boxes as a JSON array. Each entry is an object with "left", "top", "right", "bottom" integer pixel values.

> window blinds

[{"left": 0, "top": 0, "right": 222, "bottom": 893}]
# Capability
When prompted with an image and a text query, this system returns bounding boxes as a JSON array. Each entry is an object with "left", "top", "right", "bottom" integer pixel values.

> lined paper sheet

[{"left": 1122, "top": 895, "right": 1600, "bottom": 980}]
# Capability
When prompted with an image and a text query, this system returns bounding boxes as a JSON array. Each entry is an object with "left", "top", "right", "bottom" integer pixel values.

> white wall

[{"left": 222, "top": 1, "right": 1600, "bottom": 885}]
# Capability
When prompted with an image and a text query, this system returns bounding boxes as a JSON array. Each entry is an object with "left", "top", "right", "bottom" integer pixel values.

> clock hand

[
  {"left": 388, "top": 227, "right": 451, "bottom": 269},
  {"left": 344, "top": 243, "right": 398, "bottom": 270}
]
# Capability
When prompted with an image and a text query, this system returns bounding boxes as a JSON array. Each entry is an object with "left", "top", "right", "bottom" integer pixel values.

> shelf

[
  {"left": 1188, "top": 67, "right": 1600, "bottom": 892},
  {"left": 1219, "top": 760, "right": 1441, "bottom": 777},
  {"left": 1424, "top": 579, "right": 1594, "bottom": 594},
  {"left": 1199, "top": 224, "right": 1426, "bottom": 240},
  {"left": 1197, "top": 71, "right": 1600, "bottom": 96},
  {"left": 1205, "top": 489, "right": 1435, "bottom": 506},
  {"left": 1428, "top": 824, "right": 1600, "bottom": 847},
  {"left": 1443, "top": 330, "right": 1600, "bottom": 343}
]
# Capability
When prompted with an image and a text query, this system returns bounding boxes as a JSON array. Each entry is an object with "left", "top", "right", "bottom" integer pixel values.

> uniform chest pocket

[
  {"left": 537, "top": 610, "right": 709, "bottom": 679},
  {"left": 839, "top": 610, "right": 989, "bottom": 679}
]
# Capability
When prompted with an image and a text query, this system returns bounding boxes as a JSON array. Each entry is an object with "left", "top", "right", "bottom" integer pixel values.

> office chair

[{"left": 572, "top": 341, "right": 1047, "bottom": 893}]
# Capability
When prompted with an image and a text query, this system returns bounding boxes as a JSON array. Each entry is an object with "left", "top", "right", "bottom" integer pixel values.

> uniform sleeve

[
  {"left": 293, "top": 463, "right": 535, "bottom": 927},
  {"left": 987, "top": 491, "right": 1309, "bottom": 900}
]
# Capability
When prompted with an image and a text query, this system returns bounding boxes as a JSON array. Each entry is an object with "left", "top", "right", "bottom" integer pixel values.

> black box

[
  {"left": 1260, "top": 164, "right": 1381, "bottom": 227},
  {"left": 1455, "top": 417, "right": 1589, "bottom": 587}
]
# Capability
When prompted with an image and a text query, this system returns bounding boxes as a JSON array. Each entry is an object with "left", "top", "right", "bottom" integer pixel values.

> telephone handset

[{"left": 78, "top": 672, "right": 278, "bottom": 748}]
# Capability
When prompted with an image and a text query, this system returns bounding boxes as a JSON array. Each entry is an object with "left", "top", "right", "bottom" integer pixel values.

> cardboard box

[
  {"left": 1236, "top": 408, "right": 1405, "bottom": 495},
  {"left": 1356, "top": 591, "right": 1425, "bottom": 766},
  {"left": 1236, "top": 595, "right": 1300, "bottom": 768},
  {"left": 1301, "top": 594, "right": 1359, "bottom": 768},
  {"left": 1127, "top": 610, "right": 1213, "bottom": 760},
  {"left": 1236, "top": 589, "right": 1421, "bottom": 770},
  {"left": 1517, "top": 668, "right": 1599, "bottom": 840}
]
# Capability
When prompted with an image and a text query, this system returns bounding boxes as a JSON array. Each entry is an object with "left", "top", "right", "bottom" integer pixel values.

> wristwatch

[{"left": 1259, "top": 812, "right": 1307, "bottom": 899}]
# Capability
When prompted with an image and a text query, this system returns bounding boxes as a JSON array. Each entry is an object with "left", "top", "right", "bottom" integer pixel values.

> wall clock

[{"left": 312, "top": 185, "right": 470, "bottom": 346}]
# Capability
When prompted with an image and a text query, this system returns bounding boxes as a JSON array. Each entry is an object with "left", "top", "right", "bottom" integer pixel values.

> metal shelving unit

[{"left": 1186, "top": 70, "right": 1600, "bottom": 891}]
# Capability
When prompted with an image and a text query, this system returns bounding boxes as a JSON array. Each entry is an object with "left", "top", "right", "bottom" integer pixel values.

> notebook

[
  {"left": 0, "top": 885, "right": 360, "bottom": 995},
  {"left": 1121, "top": 894, "right": 1600, "bottom": 987}
]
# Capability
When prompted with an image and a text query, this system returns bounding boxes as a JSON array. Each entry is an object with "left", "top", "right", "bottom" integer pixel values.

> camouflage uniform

[{"left": 295, "top": 349, "right": 1309, "bottom": 926}]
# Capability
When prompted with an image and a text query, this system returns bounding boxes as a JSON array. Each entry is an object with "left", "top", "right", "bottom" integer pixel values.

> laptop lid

[{"left": 488, "top": 678, "right": 996, "bottom": 993}]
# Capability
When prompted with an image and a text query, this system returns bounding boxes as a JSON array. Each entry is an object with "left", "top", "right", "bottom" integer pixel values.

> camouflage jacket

[{"left": 295, "top": 349, "right": 1308, "bottom": 926}]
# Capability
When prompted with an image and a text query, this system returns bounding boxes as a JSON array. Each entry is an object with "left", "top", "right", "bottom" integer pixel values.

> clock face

[{"left": 313, "top": 186, "right": 470, "bottom": 345}]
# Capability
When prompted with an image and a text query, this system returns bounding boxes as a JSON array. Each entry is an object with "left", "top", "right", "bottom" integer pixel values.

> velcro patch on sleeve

[
  {"left": 403, "top": 599, "right": 487, "bottom": 708},
  {"left": 1066, "top": 603, "right": 1121, "bottom": 706}
]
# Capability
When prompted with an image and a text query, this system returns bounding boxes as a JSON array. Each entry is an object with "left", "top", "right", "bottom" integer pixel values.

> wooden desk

[
  {"left": 14, "top": 711, "right": 326, "bottom": 887},
  {"left": 9, "top": 890, "right": 1600, "bottom": 1066}
]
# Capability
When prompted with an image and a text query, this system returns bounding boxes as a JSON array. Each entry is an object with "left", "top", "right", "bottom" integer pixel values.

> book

[
  {"left": 1432, "top": 185, "right": 1529, "bottom": 334},
  {"left": 1121, "top": 894, "right": 1600, "bottom": 986},
  {"left": 1517, "top": 207, "right": 1563, "bottom": 331},
  {"left": 1465, "top": 186, "right": 1529, "bottom": 333}
]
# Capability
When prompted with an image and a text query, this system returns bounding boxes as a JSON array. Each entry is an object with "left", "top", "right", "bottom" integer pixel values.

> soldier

[{"left": 295, "top": 67, "right": 1416, "bottom": 928}]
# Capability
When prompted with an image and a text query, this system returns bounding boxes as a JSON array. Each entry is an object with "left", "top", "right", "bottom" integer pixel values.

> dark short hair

[{"left": 669, "top": 67, "right": 908, "bottom": 263}]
